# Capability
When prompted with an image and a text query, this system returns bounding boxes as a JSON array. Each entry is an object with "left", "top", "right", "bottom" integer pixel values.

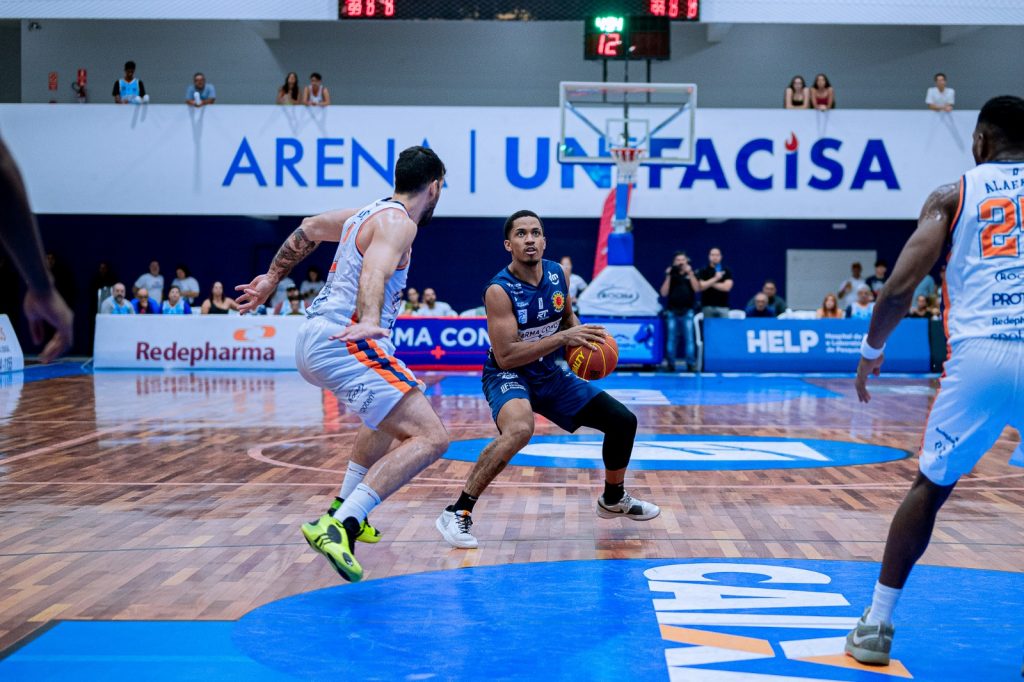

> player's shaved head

[
  {"left": 977, "top": 96, "right": 1024, "bottom": 150},
  {"left": 503, "top": 209, "right": 543, "bottom": 240}
]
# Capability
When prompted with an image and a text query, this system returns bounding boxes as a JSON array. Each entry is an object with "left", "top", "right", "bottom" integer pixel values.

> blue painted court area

[
  {"left": 444, "top": 434, "right": 910, "bottom": 470},
  {"left": 3, "top": 559, "right": 1021, "bottom": 681},
  {"left": 427, "top": 372, "right": 843, "bottom": 405}
]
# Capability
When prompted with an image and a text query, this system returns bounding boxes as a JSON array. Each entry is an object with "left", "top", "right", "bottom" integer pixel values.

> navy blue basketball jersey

[{"left": 483, "top": 259, "right": 568, "bottom": 379}]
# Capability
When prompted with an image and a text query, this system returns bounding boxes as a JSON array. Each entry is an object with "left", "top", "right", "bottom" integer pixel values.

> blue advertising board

[
  {"left": 580, "top": 315, "right": 663, "bottom": 365},
  {"left": 703, "top": 318, "right": 930, "bottom": 372}
]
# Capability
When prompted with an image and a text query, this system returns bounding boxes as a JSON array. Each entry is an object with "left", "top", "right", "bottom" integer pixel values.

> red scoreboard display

[
  {"left": 584, "top": 15, "right": 671, "bottom": 61},
  {"left": 339, "top": 1, "right": 700, "bottom": 21}
]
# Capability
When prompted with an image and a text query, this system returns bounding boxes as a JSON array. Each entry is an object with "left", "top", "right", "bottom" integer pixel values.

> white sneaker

[
  {"left": 436, "top": 508, "right": 479, "bottom": 549},
  {"left": 596, "top": 491, "right": 661, "bottom": 521}
]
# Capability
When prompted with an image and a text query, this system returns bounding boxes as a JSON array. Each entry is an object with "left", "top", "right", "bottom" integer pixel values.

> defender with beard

[
  {"left": 236, "top": 146, "right": 449, "bottom": 583},
  {"left": 435, "top": 209, "right": 660, "bottom": 548}
]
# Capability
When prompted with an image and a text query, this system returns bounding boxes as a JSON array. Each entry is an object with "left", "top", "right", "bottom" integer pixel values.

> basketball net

[{"left": 610, "top": 147, "right": 645, "bottom": 186}]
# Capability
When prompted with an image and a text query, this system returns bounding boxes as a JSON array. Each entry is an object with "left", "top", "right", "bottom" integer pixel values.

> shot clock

[{"left": 584, "top": 15, "right": 671, "bottom": 60}]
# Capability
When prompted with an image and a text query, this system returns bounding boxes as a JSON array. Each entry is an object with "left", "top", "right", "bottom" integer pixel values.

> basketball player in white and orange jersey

[
  {"left": 235, "top": 146, "right": 449, "bottom": 583},
  {"left": 845, "top": 96, "right": 1024, "bottom": 667}
]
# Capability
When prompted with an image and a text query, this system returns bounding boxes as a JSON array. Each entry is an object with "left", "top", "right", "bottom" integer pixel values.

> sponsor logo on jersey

[
  {"left": 499, "top": 381, "right": 525, "bottom": 394},
  {"left": 519, "top": 320, "right": 561, "bottom": 343},
  {"left": 552, "top": 291, "right": 565, "bottom": 312},
  {"left": 548, "top": 271, "right": 559, "bottom": 284},
  {"left": 994, "top": 266, "right": 1024, "bottom": 282},
  {"left": 517, "top": 309, "right": 528, "bottom": 324},
  {"left": 991, "top": 292, "right": 1024, "bottom": 307},
  {"left": 537, "top": 309, "right": 549, "bottom": 321}
]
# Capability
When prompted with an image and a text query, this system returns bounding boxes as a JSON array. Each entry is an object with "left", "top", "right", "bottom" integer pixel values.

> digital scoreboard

[
  {"left": 338, "top": 1, "right": 699, "bottom": 21},
  {"left": 584, "top": 15, "right": 671, "bottom": 60}
]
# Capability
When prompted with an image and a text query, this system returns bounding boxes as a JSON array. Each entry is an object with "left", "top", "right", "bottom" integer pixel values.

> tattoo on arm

[{"left": 268, "top": 227, "right": 319, "bottom": 282}]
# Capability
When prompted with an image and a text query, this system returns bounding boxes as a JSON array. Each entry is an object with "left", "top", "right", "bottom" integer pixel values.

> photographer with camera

[{"left": 659, "top": 251, "right": 700, "bottom": 372}]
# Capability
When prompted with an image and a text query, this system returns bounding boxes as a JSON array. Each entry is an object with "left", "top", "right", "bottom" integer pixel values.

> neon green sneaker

[
  {"left": 300, "top": 513, "right": 363, "bottom": 583},
  {"left": 328, "top": 497, "right": 382, "bottom": 544}
]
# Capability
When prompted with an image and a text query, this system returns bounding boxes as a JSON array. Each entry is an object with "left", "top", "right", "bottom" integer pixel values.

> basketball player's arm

[
  {"left": 235, "top": 208, "right": 357, "bottom": 312},
  {"left": 855, "top": 182, "right": 957, "bottom": 401},
  {"left": 486, "top": 285, "right": 604, "bottom": 370},
  {"left": 330, "top": 211, "right": 416, "bottom": 341},
  {"left": 0, "top": 138, "right": 73, "bottom": 362}
]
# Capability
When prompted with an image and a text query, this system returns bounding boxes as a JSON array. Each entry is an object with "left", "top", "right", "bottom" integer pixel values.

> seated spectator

[
  {"left": 745, "top": 293, "right": 776, "bottom": 318},
  {"left": 131, "top": 287, "right": 161, "bottom": 314},
  {"left": 100, "top": 282, "right": 135, "bottom": 314},
  {"left": 270, "top": 275, "right": 297, "bottom": 309},
  {"left": 926, "top": 294, "right": 941, "bottom": 318},
  {"left": 784, "top": 75, "right": 810, "bottom": 109},
  {"left": 816, "top": 293, "right": 845, "bottom": 319},
  {"left": 277, "top": 71, "right": 300, "bottom": 105},
  {"left": 275, "top": 286, "right": 302, "bottom": 314},
  {"left": 161, "top": 286, "right": 192, "bottom": 315},
  {"left": 134, "top": 260, "right": 164, "bottom": 303},
  {"left": 913, "top": 272, "right": 938, "bottom": 302},
  {"left": 865, "top": 260, "right": 888, "bottom": 297},
  {"left": 301, "top": 266, "right": 324, "bottom": 302},
  {"left": 414, "top": 288, "right": 456, "bottom": 317},
  {"left": 402, "top": 287, "right": 421, "bottom": 315},
  {"left": 113, "top": 60, "right": 147, "bottom": 104},
  {"left": 907, "top": 295, "right": 932, "bottom": 318},
  {"left": 185, "top": 72, "right": 216, "bottom": 107},
  {"left": 837, "top": 261, "right": 866, "bottom": 310},
  {"left": 282, "top": 292, "right": 305, "bottom": 316},
  {"left": 926, "top": 73, "right": 955, "bottom": 112},
  {"left": 201, "top": 281, "right": 239, "bottom": 315},
  {"left": 171, "top": 264, "right": 200, "bottom": 305},
  {"left": 746, "top": 280, "right": 787, "bottom": 316},
  {"left": 810, "top": 73, "right": 835, "bottom": 110},
  {"left": 303, "top": 73, "right": 330, "bottom": 107},
  {"left": 846, "top": 285, "right": 875, "bottom": 320},
  {"left": 560, "top": 256, "right": 588, "bottom": 312}
]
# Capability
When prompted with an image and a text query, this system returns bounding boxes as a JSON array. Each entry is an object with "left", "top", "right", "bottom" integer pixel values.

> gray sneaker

[
  {"left": 596, "top": 491, "right": 660, "bottom": 521},
  {"left": 845, "top": 608, "right": 894, "bottom": 665},
  {"left": 435, "top": 508, "right": 478, "bottom": 549}
]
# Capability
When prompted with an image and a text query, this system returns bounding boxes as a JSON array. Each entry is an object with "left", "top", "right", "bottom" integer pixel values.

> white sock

[
  {"left": 336, "top": 483, "right": 381, "bottom": 523},
  {"left": 865, "top": 581, "right": 902, "bottom": 625},
  {"left": 337, "top": 461, "right": 369, "bottom": 502}
]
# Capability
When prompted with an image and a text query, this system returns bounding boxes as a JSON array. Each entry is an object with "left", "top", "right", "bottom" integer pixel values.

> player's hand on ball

[
  {"left": 854, "top": 354, "right": 884, "bottom": 403},
  {"left": 330, "top": 322, "right": 391, "bottom": 343},
  {"left": 561, "top": 324, "right": 606, "bottom": 350},
  {"left": 235, "top": 274, "right": 277, "bottom": 314}
]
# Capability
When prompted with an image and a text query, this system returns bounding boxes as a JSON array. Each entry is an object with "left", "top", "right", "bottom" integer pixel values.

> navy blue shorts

[{"left": 481, "top": 365, "right": 603, "bottom": 432}]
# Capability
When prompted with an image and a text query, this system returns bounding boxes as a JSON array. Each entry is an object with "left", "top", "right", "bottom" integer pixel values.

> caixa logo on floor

[{"left": 443, "top": 434, "right": 909, "bottom": 471}]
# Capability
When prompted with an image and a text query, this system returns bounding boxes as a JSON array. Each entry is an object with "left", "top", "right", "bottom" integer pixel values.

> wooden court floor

[{"left": 0, "top": 367, "right": 1022, "bottom": 656}]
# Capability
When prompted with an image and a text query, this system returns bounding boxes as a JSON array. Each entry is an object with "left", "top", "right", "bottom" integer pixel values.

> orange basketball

[{"left": 566, "top": 334, "right": 619, "bottom": 380}]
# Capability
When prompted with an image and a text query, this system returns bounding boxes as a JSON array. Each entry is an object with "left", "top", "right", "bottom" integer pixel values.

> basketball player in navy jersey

[
  {"left": 436, "top": 209, "right": 659, "bottom": 548},
  {"left": 844, "top": 96, "right": 1024, "bottom": 668}
]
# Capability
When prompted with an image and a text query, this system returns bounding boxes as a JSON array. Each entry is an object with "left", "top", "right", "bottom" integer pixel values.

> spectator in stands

[
  {"left": 282, "top": 291, "right": 305, "bottom": 316},
  {"left": 908, "top": 295, "right": 932, "bottom": 318},
  {"left": 303, "top": 73, "right": 331, "bottom": 107},
  {"left": 846, "top": 285, "right": 875, "bottom": 320},
  {"left": 201, "top": 281, "right": 238, "bottom": 314},
  {"left": 865, "top": 260, "right": 888, "bottom": 297},
  {"left": 746, "top": 293, "right": 776, "bottom": 318},
  {"left": 161, "top": 285, "right": 191, "bottom": 314},
  {"left": 89, "top": 261, "right": 118, "bottom": 295},
  {"left": 134, "top": 260, "right": 164, "bottom": 303},
  {"left": 784, "top": 75, "right": 810, "bottom": 109},
  {"left": 837, "top": 262, "right": 866, "bottom": 311},
  {"left": 99, "top": 282, "right": 135, "bottom": 314},
  {"left": 660, "top": 251, "right": 700, "bottom": 372},
  {"left": 113, "top": 61, "right": 147, "bottom": 104},
  {"left": 810, "top": 73, "right": 835, "bottom": 110},
  {"left": 403, "top": 287, "right": 421, "bottom": 315},
  {"left": 816, "top": 293, "right": 845, "bottom": 319},
  {"left": 300, "top": 266, "right": 324, "bottom": 302},
  {"left": 697, "top": 247, "right": 734, "bottom": 318},
  {"left": 171, "top": 264, "right": 200, "bottom": 305},
  {"left": 277, "top": 72, "right": 300, "bottom": 105},
  {"left": 274, "top": 286, "right": 301, "bottom": 314},
  {"left": 913, "top": 271, "right": 938, "bottom": 302},
  {"left": 185, "top": 72, "right": 216, "bottom": 107},
  {"left": 414, "top": 288, "right": 456, "bottom": 317},
  {"left": 131, "top": 287, "right": 160, "bottom": 314},
  {"left": 560, "top": 256, "right": 588, "bottom": 312},
  {"left": 270, "top": 275, "right": 297, "bottom": 310},
  {"left": 746, "top": 279, "right": 787, "bottom": 316},
  {"left": 926, "top": 73, "right": 955, "bottom": 112}
]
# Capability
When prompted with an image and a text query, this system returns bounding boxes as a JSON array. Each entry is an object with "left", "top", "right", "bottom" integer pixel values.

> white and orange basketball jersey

[
  {"left": 306, "top": 198, "right": 410, "bottom": 330},
  {"left": 944, "top": 161, "right": 1024, "bottom": 345}
]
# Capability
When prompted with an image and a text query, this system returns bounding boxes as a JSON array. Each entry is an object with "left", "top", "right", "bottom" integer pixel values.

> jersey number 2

[{"left": 980, "top": 196, "right": 1023, "bottom": 259}]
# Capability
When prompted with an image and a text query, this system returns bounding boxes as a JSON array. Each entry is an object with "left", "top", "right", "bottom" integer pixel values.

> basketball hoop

[{"left": 610, "top": 147, "right": 645, "bottom": 185}]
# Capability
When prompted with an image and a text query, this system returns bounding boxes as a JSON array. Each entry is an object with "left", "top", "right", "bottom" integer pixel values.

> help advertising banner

[
  {"left": 702, "top": 317, "right": 930, "bottom": 372},
  {"left": 1, "top": 104, "right": 975, "bottom": 219}
]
